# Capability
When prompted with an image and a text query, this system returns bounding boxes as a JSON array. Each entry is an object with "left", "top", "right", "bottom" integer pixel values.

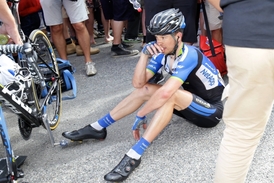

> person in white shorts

[
  {"left": 204, "top": 1, "right": 222, "bottom": 43},
  {"left": 40, "top": 0, "right": 99, "bottom": 76}
]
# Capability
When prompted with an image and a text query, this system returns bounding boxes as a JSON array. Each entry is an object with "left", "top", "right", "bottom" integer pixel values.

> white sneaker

[{"left": 85, "top": 62, "right": 97, "bottom": 76}]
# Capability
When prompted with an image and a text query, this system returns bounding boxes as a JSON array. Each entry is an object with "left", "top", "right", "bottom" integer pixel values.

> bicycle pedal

[{"left": 17, "top": 168, "right": 24, "bottom": 178}]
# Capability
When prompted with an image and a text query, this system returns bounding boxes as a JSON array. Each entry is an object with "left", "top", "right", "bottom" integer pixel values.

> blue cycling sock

[
  {"left": 97, "top": 113, "right": 115, "bottom": 128},
  {"left": 126, "top": 137, "right": 150, "bottom": 160}
]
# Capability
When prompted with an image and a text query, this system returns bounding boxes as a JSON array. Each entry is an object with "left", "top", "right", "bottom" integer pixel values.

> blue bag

[{"left": 40, "top": 58, "right": 77, "bottom": 100}]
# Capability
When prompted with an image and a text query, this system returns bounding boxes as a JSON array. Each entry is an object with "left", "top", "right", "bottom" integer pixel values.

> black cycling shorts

[{"left": 173, "top": 94, "right": 223, "bottom": 128}]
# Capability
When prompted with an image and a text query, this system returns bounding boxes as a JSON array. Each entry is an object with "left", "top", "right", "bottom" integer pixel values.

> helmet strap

[{"left": 167, "top": 34, "right": 179, "bottom": 58}]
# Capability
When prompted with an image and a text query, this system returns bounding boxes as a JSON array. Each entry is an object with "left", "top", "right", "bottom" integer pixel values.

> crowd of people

[
  {"left": 16, "top": 0, "right": 220, "bottom": 78},
  {"left": 1, "top": 0, "right": 274, "bottom": 183},
  {"left": 10, "top": 0, "right": 225, "bottom": 78}
]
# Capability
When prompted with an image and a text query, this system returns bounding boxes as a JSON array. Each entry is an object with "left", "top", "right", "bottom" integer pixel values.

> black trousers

[
  {"left": 20, "top": 12, "right": 40, "bottom": 37},
  {"left": 125, "top": 10, "right": 141, "bottom": 39}
]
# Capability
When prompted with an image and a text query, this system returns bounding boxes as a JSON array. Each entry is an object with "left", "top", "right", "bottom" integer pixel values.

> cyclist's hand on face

[
  {"left": 132, "top": 116, "right": 147, "bottom": 140},
  {"left": 142, "top": 41, "right": 163, "bottom": 56}
]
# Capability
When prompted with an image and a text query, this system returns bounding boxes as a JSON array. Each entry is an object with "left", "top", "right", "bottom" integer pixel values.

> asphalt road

[{"left": 2, "top": 38, "right": 274, "bottom": 183}]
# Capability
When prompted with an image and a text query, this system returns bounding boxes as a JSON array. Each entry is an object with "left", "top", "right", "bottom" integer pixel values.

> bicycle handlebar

[
  {"left": 0, "top": 43, "right": 37, "bottom": 57},
  {"left": 0, "top": 44, "right": 24, "bottom": 54},
  {"left": 0, "top": 43, "right": 46, "bottom": 87}
]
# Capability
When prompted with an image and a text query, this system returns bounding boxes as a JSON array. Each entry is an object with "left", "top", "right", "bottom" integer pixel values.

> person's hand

[
  {"left": 0, "top": 24, "right": 22, "bottom": 45},
  {"left": 132, "top": 116, "right": 147, "bottom": 140},
  {"left": 141, "top": 41, "right": 163, "bottom": 56},
  {"left": 0, "top": 24, "right": 9, "bottom": 35}
]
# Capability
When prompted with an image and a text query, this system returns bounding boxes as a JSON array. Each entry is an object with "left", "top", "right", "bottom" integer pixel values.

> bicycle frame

[
  {"left": 0, "top": 77, "right": 59, "bottom": 128},
  {"left": 0, "top": 44, "right": 61, "bottom": 147},
  {"left": 0, "top": 0, "right": 62, "bottom": 148}
]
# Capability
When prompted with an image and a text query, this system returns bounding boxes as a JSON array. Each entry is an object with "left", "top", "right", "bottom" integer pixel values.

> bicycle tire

[{"left": 28, "top": 29, "right": 62, "bottom": 130}]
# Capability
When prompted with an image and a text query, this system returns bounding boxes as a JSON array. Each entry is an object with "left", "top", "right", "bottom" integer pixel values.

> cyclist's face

[{"left": 155, "top": 34, "right": 176, "bottom": 54}]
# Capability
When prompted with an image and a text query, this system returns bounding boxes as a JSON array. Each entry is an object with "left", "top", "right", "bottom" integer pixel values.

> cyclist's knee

[{"left": 141, "top": 83, "right": 159, "bottom": 96}]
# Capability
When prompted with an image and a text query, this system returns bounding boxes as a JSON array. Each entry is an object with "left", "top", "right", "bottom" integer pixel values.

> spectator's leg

[
  {"left": 214, "top": 46, "right": 274, "bottom": 183},
  {"left": 50, "top": 24, "right": 67, "bottom": 60},
  {"left": 72, "top": 22, "right": 92, "bottom": 62},
  {"left": 86, "top": 5, "right": 96, "bottom": 45}
]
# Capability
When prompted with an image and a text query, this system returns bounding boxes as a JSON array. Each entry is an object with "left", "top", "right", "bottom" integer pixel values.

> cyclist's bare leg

[
  {"left": 142, "top": 89, "right": 192, "bottom": 142},
  {"left": 61, "top": 83, "right": 161, "bottom": 142},
  {"left": 109, "top": 83, "right": 161, "bottom": 121}
]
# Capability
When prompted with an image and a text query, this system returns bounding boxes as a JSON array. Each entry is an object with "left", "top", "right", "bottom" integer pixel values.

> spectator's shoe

[
  {"left": 76, "top": 45, "right": 100, "bottom": 56},
  {"left": 62, "top": 125, "right": 107, "bottom": 141},
  {"left": 85, "top": 62, "right": 97, "bottom": 76},
  {"left": 94, "top": 29, "right": 104, "bottom": 38},
  {"left": 148, "top": 72, "right": 165, "bottom": 84},
  {"left": 121, "top": 41, "right": 133, "bottom": 48},
  {"left": 66, "top": 42, "right": 76, "bottom": 55},
  {"left": 111, "top": 44, "right": 139, "bottom": 57},
  {"left": 104, "top": 155, "right": 141, "bottom": 182},
  {"left": 123, "top": 37, "right": 142, "bottom": 43}
]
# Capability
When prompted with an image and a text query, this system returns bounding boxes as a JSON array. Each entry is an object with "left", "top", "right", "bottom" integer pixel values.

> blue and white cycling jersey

[{"left": 146, "top": 44, "right": 224, "bottom": 103}]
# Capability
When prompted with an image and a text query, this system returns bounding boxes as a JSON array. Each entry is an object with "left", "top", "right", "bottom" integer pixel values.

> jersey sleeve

[{"left": 146, "top": 53, "right": 165, "bottom": 74}]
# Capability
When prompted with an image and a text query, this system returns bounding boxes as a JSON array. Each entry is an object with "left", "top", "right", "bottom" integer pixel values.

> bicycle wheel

[{"left": 28, "top": 29, "right": 62, "bottom": 130}]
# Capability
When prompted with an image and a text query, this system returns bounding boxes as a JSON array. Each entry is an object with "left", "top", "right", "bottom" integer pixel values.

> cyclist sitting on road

[
  {"left": 0, "top": 0, "right": 22, "bottom": 45},
  {"left": 62, "top": 8, "right": 225, "bottom": 182}
]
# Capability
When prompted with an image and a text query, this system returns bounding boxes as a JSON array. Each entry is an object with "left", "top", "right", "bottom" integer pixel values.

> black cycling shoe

[
  {"left": 62, "top": 125, "right": 107, "bottom": 141},
  {"left": 104, "top": 155, "right": 141, "bottom": 182}
]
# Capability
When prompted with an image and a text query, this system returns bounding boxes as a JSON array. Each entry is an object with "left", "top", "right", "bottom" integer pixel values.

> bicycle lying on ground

[
  {"left": 0, "top": 34, "right": 62, "bottom": 140},
  {"left": 0, "top": 0, "right": 65, "bottom": 181},
  {"left": 0, "top": 29, "right": 62, "bottom": 183},
  {"left": 1, "top": 0, "right": 62, "bottom": 145}
]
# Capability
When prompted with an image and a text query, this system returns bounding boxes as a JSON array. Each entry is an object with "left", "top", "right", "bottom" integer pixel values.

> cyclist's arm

[
  {"left": 132, "top": 53, "right": 163, "bottom": 88},
  {"left": 0, "top": 0, "right": 22, "bottom": 44},
  {"left": 136, "top": 76, "right": 183, "bottom": 117},
  {"left": 136, "top": 51, "right": 198, "bottom": 117},
  {"left": 132, "top": 53, "right": 150, "bottom": 88}
]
